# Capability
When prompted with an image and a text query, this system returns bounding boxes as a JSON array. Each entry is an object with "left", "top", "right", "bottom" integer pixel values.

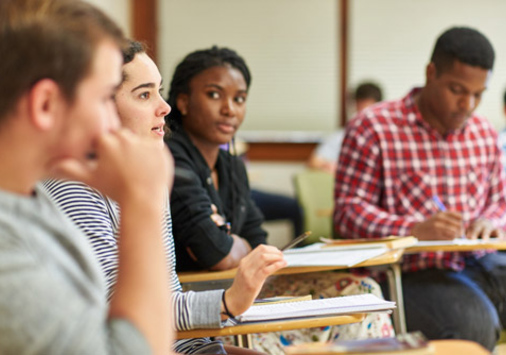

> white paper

[
  {"left": 283, "top": 246, "right": 388, "bottom": 267},
  {"left": 236, "top": 294, "right": 396, "bottom": 323}
]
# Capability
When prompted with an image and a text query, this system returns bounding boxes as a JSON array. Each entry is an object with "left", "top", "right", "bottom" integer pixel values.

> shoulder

[{"left": 346, "top": 92, "right": 415, "bottom": 142}]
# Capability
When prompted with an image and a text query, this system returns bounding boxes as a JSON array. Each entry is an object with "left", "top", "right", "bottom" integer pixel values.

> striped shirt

[
  {"left": 43, "top": 180, "right": 226, "bottom": 354},
  {"left": 334, "top": 88, "right": 506, "bottom": 272}
]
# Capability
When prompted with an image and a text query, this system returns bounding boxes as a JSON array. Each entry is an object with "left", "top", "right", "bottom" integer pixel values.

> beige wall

[{"left": 84, "top": 0, "right": 131, "bottom": 36}]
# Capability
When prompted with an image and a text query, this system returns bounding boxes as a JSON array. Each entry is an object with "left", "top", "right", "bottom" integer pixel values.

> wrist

[{"left": 221, "top": 290, "right": 236, "bottom": 320}]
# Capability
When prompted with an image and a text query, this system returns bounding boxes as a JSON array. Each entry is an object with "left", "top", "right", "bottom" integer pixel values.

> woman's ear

[
  {"left": 28, "top": 79, "right": 63, "bottom": 131},
  {"left": 176, "top": 93, "right": 189, "bottom": 116}
]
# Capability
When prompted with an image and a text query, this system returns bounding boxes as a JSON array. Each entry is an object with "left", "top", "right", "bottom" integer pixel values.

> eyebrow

[
  {"left": 205, "top": 83, "right": 247, "bottom": 94},
  {"left": 131, "top": 79, "right": 164, "bottom": 93}
]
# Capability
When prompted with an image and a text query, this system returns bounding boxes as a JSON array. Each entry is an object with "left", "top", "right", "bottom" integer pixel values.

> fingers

[{"left": 467, "top": 219, "right": 503, "bottom": 241}]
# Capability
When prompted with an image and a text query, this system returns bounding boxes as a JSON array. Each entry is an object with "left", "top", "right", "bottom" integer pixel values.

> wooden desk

[
  {"left": 284, "top": 339, "right": 489, "bottom": 354},
  {"left": 178, "top": 249, "right": 403, "bottom": 283},
  {"left": 177, "top": 313, "right": 365, "bottom": 339},
  {"left": 431, "top": 339, "right": 490, "bottom": 354},
  {"left": 406, "top": 240, "right": 506, "bottom": 254},
  {"left": 178, "top": 249, "right": 407, "bottom": 334}
]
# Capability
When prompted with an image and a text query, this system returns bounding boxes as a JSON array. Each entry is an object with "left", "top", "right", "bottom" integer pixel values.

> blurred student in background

[{"left": 307, "top": 82, "right": 383, "bottom": 173}]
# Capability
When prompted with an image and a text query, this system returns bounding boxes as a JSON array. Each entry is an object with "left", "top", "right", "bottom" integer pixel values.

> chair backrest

[{"left": 293, "top": 170, "right": 334, "bottom": 244}]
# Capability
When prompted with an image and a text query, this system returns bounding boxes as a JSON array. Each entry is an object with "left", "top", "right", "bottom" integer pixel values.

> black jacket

[{"left": 166, "top": 131, "right": 267, "bottom": 271}]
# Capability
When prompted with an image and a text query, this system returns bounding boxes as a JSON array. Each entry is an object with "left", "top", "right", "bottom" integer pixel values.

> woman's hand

[{"left": 222, "top": 245, "right": 287, "bottom": 318}]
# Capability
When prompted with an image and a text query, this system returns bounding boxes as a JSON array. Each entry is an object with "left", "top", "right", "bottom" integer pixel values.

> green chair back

[{"left": 293, "top": 170, "right": 334, "bottom": 244}]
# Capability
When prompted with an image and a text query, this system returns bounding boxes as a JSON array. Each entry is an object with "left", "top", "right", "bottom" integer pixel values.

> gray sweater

[{"left": 0, "top": 184, "right": 150, "bottom": 355}]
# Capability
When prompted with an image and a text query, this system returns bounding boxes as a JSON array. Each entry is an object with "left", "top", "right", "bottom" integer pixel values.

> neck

[
  {"left": 186, "top": 133, "right": 221, "bottom": 170},
  {"left": 0, "top": 121, "right": 47, "bottom": 196},
  {"left": 416, "top": 88, "right": 446, "bottom": 135}
]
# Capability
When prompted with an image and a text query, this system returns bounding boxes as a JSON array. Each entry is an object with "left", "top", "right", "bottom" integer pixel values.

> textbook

[
  {"left": 253, "top": 294, "right": 312, "bottom": 306},
  {"left": 320, "top": 236, "right": 418, "bottom": 250},
  {"left": 284, "top": 331, "right": 434, "bottom": 354},
  {"left": 235, "top": 294, "right": 395, "bottom": 323}
]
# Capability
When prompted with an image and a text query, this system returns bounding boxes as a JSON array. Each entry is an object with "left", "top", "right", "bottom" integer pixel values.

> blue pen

[
  {"left": 432, "top": 195, "right": 465, "bottom": 239},
  {"left": 432, "top": 195, "right": 447, "bottom": 212}
]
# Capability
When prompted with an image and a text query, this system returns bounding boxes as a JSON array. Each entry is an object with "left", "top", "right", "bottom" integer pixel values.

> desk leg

[
  {"left": 385, "top": 263, "right": 407, "bottom": 334},
  {"left": 236, "top": 334, "right": 251, "bottom": 348}
]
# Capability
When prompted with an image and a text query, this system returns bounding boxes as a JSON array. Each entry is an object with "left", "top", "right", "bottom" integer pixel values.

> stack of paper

[
  {"left": 235, "top": 294, "right": 395, "bottom": 323},
  {"left": 283, "top": 243, "right": 388, "bottom": 267}
]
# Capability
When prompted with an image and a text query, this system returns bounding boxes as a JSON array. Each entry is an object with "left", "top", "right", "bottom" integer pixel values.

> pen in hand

[
  {"left": 432, "top": 195, "right": 466, "bottom": 239},
  {"left": 280, "top": 231, "right": 312, "bottom": 251}
]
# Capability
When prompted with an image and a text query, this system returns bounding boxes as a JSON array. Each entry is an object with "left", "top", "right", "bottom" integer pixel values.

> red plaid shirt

[{"left": 334, "top": 88, "right": 506, "bottom": 272}]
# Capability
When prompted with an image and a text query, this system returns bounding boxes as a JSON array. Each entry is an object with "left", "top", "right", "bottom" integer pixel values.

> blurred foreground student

[
  {"left": 44, "top": 40, "right": 285, "bottom": 355},
  {"left": 307, "top": 82, "right": 383, "bottom": 173},
  {"left": 166, "top": 46, "right": 394, "bottom": 355},
  {"left": 335, "top": 27, "right": 506, "bottom": 350},
  {"left": 0, "top": 0, "right": 175, "bottom": 354}
]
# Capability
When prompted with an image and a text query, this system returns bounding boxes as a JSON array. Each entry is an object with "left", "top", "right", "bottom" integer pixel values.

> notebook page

[{"left": 283, "top": 247, "right": 387, "bottom": 267}]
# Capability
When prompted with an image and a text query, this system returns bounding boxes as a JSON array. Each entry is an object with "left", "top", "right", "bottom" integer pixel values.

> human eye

[
  {"left": 235, "top": 95, "right": 247, "bottom": 104},
  {"left": 449, "top": 85, "right": 465, "bottom": 95},
  {"left": 139, "top": 91, "right": 150, "bottom": 100},
  {"left": 207, "top": 91, "right": 220, "bottom": 99}
]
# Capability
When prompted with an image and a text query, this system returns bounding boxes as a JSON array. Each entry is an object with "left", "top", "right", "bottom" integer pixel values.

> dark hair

[
  {"left": 166, "top": 46, "right": 251, "bottom": 131},
  {"left": 503, "top": 88, "right": 506, "bottom": 107},
  {"left": 0, "top": 0, "right": 124, "bottom": 121},
  {"left": 430, "top": 27, "right": 495, "bottom": 74},
  {"left": 354, "top": 82, "right": 383, "bottom": 102},
  {"left": 120, "top": 40, "right": 145, "bottom": 85}
]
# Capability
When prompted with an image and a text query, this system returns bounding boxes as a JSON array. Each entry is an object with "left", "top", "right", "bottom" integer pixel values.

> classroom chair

[{"left": 293, "top": 170, "right": 334, "bottom": 244}]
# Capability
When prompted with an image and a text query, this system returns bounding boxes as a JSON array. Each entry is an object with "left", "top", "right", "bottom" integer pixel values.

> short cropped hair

[
  {"left": 166, "top": 46, "right": 251, "bottom": 131},
  {"left": 0, "top": 0, "right": 125, "bottom": 121},
  {"left": 430, "top": 27, "right": 495, "bottom": 74},
  {"left": 354, "top": 82, "right": 383, "bottom": 102}
]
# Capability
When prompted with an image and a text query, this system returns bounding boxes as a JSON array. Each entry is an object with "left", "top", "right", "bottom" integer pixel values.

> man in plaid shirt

[{"left": 335, "top": 27, "right": 506, "bottom": 351}]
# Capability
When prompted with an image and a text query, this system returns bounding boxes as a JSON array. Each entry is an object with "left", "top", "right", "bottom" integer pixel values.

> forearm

[
  {"left": 210, "top": 235, "right": 251, "bottom": 271},
  {"left": 109, "top": 193, "right": 171, "bottom": 355},
  {"left": 172, "top": 290, "right": 223, "bottom": 330}
]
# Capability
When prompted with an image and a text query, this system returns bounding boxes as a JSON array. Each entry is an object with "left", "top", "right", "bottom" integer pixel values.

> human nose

[
  {"left": 107, "top": 100, "right": 121, "bottom": 131},
  {"left": 459, "top": 94, "right": 476, "bottom": 112},
  {"left": 221, "top": 98, "right": 236, "bottom": 116},
  {"left": 156, "top": 94, "right": 171, "bottom": 117}
]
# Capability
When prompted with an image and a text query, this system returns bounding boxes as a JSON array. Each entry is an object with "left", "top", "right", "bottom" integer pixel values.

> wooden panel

[
  {"left": 339, "top": 0, "right": 349, "bottom": 127},
  {"left": 246, "top": 142, "right": 317, "bottom": 162},
  {"left": 131, "top": 0, "right": 157, "bottom": 62}
]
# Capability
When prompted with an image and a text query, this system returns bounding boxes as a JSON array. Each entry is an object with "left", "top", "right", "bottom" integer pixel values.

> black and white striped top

[{"left": 43, "top": 180, "right": 225, "bottom": 354}]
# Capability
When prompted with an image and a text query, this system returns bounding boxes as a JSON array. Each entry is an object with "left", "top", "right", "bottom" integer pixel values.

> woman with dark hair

[
  {"left": 166, "top": 46, "right": 394, "bottom": 355},
  {"left": 166, "top": 46, "right": 264, "bottom": 272}
]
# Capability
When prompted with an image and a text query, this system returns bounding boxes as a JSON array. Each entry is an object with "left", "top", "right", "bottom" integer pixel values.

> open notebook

[
  {"left": 283, "top": 245, "right": 388, "bottom": 267},
  {"left": 234, "top": 294, "right": 395, "bottom": 323}
]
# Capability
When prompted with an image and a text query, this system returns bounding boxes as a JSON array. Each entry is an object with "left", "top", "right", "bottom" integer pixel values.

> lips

[
  {"left": 151, "top": 123, "right": 165, "bottom": 137},
  {"left": 216, "top": 122, "right": 236, "bottom": 134}
]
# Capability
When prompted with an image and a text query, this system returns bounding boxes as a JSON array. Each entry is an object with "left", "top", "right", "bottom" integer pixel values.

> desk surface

[
  {"left": 177, "top": 249, "right": 403, "bottom": 284},
  {"left": 406, "top": 240, "right": 506, "bottom": 254},
  {"left": 176, "top": 313, "right": 365, "bottom": 339}
]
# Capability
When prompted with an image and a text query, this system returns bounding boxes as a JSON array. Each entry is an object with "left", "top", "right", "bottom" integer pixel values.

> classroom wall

[{"left": 84, "top": 0, "right": 131, "bottom": 36}]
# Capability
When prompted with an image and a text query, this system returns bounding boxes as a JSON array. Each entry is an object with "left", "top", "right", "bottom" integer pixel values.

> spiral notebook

[{"left": 234, "top": 294, "right": 395, "bottom": 323}]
